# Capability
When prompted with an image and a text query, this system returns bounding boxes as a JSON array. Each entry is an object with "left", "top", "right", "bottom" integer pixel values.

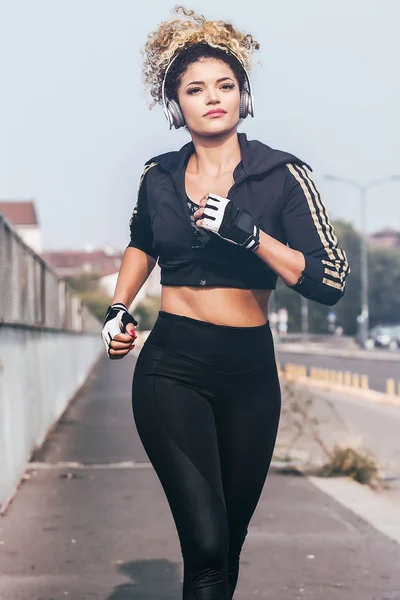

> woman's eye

[
  {"left": 186, "top": 83, "right": 235, "bottom": 95},
  {"left": 187, "top": 87, "right": 202, "bottom": 95}
]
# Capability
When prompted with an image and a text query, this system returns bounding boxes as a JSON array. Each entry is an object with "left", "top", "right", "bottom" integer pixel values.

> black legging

[{"left": 131, "top": 310, "right": 281, "bottom": 599}]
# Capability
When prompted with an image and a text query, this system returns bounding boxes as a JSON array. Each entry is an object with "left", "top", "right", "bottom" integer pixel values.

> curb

[{"left": 309, "top": 475, "right": 400, "bottom": 546}]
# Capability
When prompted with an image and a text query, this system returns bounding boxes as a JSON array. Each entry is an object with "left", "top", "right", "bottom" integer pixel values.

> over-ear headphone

[{"left": 161, "top": 48, "right": 255, "bottom": 130}]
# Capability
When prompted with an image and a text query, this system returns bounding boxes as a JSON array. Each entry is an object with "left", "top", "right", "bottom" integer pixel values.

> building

[
  {"left": 0, "top": 200, "right": 42, "bottom": 253},
  {"left": 41, "top": 247, "right": 124, "bottom": 279},
  {"left": 368, "top": 228, "right": 400, "bottom": 250},
  {"left": 41, "top": 246, "right": 161, "bottom": 308}
]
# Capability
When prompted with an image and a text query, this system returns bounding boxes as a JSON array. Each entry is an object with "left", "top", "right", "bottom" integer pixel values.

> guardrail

[
  {"left": 0, "top": 213, "right": 102, "bottom": 513},
  {"left": 0, "top": 213, "right": 99, "bottom": 332}
]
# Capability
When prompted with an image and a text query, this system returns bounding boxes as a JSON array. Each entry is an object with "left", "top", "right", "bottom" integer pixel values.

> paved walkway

[{"left": 1, "top": 353, "right": 400, "bottom": 599}]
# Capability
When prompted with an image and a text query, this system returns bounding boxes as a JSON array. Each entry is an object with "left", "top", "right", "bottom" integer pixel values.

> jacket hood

[{"left": 146, "top": 132, "right": 312, "bottom": 177}]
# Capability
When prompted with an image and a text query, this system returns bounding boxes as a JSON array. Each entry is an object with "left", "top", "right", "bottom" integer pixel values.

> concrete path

[{"left": 1, "top": 353, "right": 400, "bottom": 599}]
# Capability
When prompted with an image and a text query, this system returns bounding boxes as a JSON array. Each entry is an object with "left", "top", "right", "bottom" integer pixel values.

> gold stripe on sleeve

[
  {"left": 322, "top": 278, "right": 345, "bottom": 291},
  {"left": 295, "top": 165, "right": 350, "bottom": 283},
  {"left": 286, "top": 164, "right": 347, "bottom": 291}
]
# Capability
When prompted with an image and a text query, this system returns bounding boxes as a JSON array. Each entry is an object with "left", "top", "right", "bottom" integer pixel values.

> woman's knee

[
  {"left": 202, "top": 537, "right": 228, "bottom": 567},
  {"left": 188, "top": 528, "right": 229, "bottom": 571}
]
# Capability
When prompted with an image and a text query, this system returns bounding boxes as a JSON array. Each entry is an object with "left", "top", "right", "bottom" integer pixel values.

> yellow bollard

[
  {"left": 387, "top": 378, "right": 395, "bottom": 396},
  {"left": 330, "top": 370, "right": 336, "bottom": 383},
  {"left": 352, "top": 373, "right": 360, "bottom": 388},
  {"left": 344, "top": 371, "right": 352, "bottom": 386},
  {"left": 337, "top": 371, "right": 344, "bottom": 385},
  {"left": 361, "top": 375, "right": 369, "bottom": 389}
]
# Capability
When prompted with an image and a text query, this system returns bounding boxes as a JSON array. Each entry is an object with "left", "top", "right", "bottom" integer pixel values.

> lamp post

[
  {"left": 323, "top": 174, "right": 400, "bottom": 347},
  {"left": 300, "top": 295, "right": 309, "bottom": 343}
]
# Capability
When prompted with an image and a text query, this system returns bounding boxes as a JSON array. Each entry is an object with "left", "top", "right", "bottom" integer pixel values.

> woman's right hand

[
  {"left": 108, "top": 326, "right": 137, "bottom": 359},
  {"left": 101, "top": 303, "right": 138, "bottom": 360}
]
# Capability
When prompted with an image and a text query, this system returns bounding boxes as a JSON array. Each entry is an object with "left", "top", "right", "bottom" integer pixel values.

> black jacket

[{"left": 128, "top": 132, "right": 351, "bottom": 306}]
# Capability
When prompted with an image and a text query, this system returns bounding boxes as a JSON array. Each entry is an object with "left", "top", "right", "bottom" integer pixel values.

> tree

[
  {"left": 368, "top": 247, "right": 400, "bottom": 327},
  {"left": 66, "top": 273, "right": 112, "bottom": 322},
  {"left": 135, "top": 294, "right": 161, "bottom": 330}
]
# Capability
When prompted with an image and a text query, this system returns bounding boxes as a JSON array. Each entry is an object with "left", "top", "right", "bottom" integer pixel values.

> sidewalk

[{"left": 1, "top": 354, "right": 400, "bottom": 599}]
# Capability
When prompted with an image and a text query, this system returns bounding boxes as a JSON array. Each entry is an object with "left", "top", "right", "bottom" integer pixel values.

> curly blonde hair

[{"left": 142, "top": 5, "right": 260, "bottom": 107}]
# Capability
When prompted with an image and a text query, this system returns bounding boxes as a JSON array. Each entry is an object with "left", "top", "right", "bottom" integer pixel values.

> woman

[{"left": 101, "top": 6, "right": 351, "bottom": 598}]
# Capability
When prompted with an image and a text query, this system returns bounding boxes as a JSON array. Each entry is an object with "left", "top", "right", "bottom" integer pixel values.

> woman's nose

[{"left": 205, "top": 88, "right": 220, "bottom": 104}]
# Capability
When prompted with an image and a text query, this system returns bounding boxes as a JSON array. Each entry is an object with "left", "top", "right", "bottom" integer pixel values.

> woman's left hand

[{"left": 193, "top": 193, "right": 261, "bottom": 252}]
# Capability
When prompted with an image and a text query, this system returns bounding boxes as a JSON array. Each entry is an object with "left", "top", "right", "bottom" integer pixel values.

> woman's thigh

[
  {"left": 214, "top": 360, "right": 282, "bottom": 543},
  {"left": 131, "top": 343, "right": 229, "bottom": 559}
]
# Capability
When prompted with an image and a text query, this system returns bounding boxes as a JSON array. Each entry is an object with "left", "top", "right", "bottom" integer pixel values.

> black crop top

[{"left": 128, "top": 133, "right": 351, "bottom": 306}]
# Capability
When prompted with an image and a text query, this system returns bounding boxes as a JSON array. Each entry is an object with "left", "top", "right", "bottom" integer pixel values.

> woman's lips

[{"left": 205, "top": 111, "right": 226, "bottom": 118}]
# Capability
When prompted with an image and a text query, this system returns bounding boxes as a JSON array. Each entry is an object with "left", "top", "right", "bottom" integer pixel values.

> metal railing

[{"left": 0, "top": 213, "right": 100, "bottom": 332}]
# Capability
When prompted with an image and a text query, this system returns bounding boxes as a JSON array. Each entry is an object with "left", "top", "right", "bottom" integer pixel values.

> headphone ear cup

[
  {"left": 239, "top": 89, "right": 254, "bottom": 119},
  {"left": 166, "top": 99, "right": 186, "bottom": 129},
  {"left": 239, "top": 89, "right": 248, "bottom": 119}
]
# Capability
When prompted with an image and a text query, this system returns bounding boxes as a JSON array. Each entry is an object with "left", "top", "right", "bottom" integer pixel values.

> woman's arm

[
  {"left": 265, "top": 162, "right": 351, "bottom": 306},
  {"left": 253, "top": 231, "right": 306, "bottom": 287},
  {"left": 194, "top": 162, "right": 351, "bottom": 306},
  {"left": 112, "top": 161, "right": 159, "bottom": 308},
  {"left": 111, "top": 247, "right": 157, "bottom": 307}
]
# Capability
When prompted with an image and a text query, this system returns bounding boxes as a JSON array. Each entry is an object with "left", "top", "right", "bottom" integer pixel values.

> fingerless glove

[
  {"left": 101, "top": 303, "right": 138, "bottom": 356},
  {"left": 196, "top": 193, "right": 260, "bottom": 251}
]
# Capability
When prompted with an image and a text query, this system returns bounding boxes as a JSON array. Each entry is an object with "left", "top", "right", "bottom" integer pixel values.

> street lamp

[{"left": 323, "top": 174, "right": 400, "bottom": 347}]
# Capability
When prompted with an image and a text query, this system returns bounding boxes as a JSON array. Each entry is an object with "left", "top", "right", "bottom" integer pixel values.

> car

[{"left": 363, "top": 324, "right": 400, "bottom": 351}]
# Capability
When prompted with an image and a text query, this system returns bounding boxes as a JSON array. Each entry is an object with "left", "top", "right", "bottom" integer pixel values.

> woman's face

[{"left": 176, "top": 58, "right": 241, "bottom": 136}]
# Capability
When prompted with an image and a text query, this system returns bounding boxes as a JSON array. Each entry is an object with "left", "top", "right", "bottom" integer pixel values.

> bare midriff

[{"left": 161, "top": 286, "right": 273, "bottom": 327}]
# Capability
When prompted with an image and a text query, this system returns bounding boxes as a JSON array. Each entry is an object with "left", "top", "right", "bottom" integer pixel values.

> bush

[{"left": 317, "top": 445, "right": 379, "bottom": 484}]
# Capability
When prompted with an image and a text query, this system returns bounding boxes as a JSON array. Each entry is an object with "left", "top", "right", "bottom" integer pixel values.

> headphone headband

[{"left": 161, "top": 46, "right": 254, "bottom": 129}]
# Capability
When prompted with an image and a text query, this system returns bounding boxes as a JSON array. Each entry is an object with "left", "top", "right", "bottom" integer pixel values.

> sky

[{"left": 1, "top": 0, "right": 400, "bottom": 250}]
